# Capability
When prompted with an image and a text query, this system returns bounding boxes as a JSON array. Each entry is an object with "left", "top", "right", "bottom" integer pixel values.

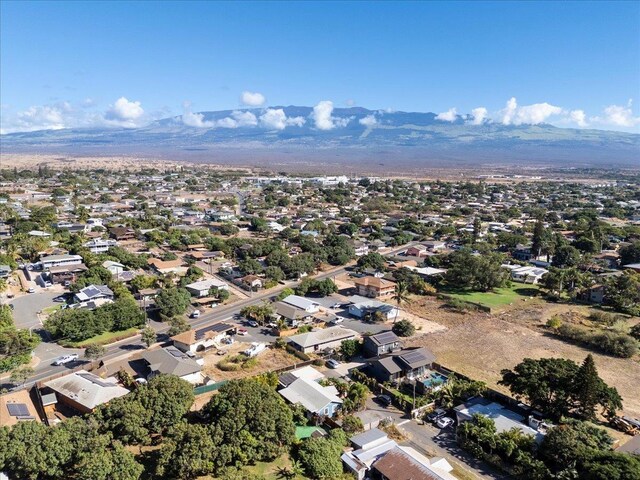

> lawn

[
  {"left": 60, "top": 327, "right": 139, "bottom": 348},
  {"left": 42, "top": 304, "right": 63, "bottom": 315},
  {"left": 443, "top": 283, "right": 540, "bottom": 309},
  {"left": 210, "top": 453, "right": 302, "bottom": 479}
]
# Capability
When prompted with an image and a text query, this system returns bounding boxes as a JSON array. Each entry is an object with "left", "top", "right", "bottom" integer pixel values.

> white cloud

[
  {"left": 241, "top": 91, "right": 266, "bottom": 106},
  {"left": 345, "top": 99, "right": 356, "bottom": 106},
  {"left": 499, "top": 97, "right": 563, "bottom": 125},
  {"left": 359, "top": 114, "right": 377, "bottom": 127},
  {"left": 469, "top": 107, "right": 488, "bottom": 125},
  {"left": 500, "top": 97, "right": 518, "bottom": 125},
  {"left": 312, "top": 100, "right": 350, "bottom": 130},
  {"left": 599, "top": 101, "right": 640, "bottom": 127},
  {"left": 436, "top": 107, "right": 458, "bottom": 122},
  {"left": 569, "top": 110, "right": 587, "bottom": 127},
  {"left": 11, "top": 105, "right": 66, "bottom": 132},
  {"left": 181, "top": 102, "right": 215, "bottom": 128},
  {"left": 105, "top": 97, "right": 144, "bottom": 122},
  {"left": 259, "top": 108, "right": 305, "bottom": 130},
  {"left": 231, "top": 110, "right": 258, "bottom": 127}
]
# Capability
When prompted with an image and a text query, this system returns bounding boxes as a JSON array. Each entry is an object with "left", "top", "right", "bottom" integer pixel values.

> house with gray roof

[
  {"left": 278, "top": 377, "right": 342, "bottom": 418},
  {"left": 367, "top": 347, "right": 436, "bottom": 383},
  {"left": 363, "top": 331, "right": 402, "bottom": 358},
  {"left": 287, "top": 326, "right": 358, "bottom": 354},
  {"left": 141, "top": 346, "right": 203, "bottom": 384},
  {"left": 42, "top": 370, "right": 129, "bottom": 413}
]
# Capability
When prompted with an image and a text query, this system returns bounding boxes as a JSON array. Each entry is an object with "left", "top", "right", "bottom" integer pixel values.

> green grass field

[
  {"left": 443, "top": 283, "right": 540, "bottom": 308},
  {"left": 42, "top": 304, "right": 63, "bottom": 315},
  {"left": 61, "top": 327, "right": 139, "bottom": 348}
]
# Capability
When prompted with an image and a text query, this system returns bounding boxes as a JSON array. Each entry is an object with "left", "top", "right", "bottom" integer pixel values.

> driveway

[{"left": 9, "top": 291, "right": 60, "bottom": 329}]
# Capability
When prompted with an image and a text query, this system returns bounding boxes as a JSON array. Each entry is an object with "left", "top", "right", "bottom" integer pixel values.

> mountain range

[{"left": 2, "top": 106, "right": 639, "bottom": 171}]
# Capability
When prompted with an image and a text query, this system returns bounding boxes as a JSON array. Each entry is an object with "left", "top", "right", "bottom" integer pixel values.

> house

[
  {"left": 287, "top": 326, "right": 358, "bottom": 354},
  {"left": 354, "top": 276, "right": 395, "bottom": 299},
  {"left": 74, "top": 284, "right": 114, "bottom": 303},
  {"left": 354, "top": 241, "right": 369, "bottom": 257},
  {"left": 348, "top": 296, "right": 399, "bottom": 321},
  {"left": 109, "top": 226, "right": 136, "bottom": 241},
  {"left": 512, "top": 245, "right": 534, "bottom": 262},
  {"left": 582, "top": 284, "right": 605, "bottom": 304},
  {"left": 405, "top": 266, "right": 447, "bottom": 279},
  {"left": 83, "top": 238, "right": 117, "bottom": 254},
  {"left": 367, "top": 347, "right": 436, "bottom": 383},
  {"left": 278, "top": 365, "right": 326, "bottom": 388},
  {"left": 48, "top": 263, "right": 88, "bottom": 284},
  {"left": 502, "top": 265, "right": 548, "bottom": 284},
  {"left": 281, "top": 294, "right": 320, "bottom": 313},
  {"left": 141, "top": 346, "right": 203, "bottom": 384},
  {"left": 185, "top": 278, "right": 228, "bottom": 297},
  {"left": 208, "top": 210, "right": 236, "bottom": 222},
  {"left": 363, "top": 331, "right": 402, "bottom": 358},
  {"left": 273, "top": 301, "right": 313, "bottom": 325},
  {"left": 454, "top": 397, "right": 546, "bottom": 444},
  {"left": 102, "top": 260, "right": 125, "bottom": 275},
  {"left": 41, "top": 370, "right": 129, "bottom": 414},
  {"left": 171, "top": 323, "right": 235, "bottom": 353},
  {"left": 239, "top": 274, "right": 263, "bottom": 290},
  {"left": 147, "top": 258, "right": 187, "bottom": 275},
  {"left": 423, "top": 240, "right": 447, "bottom": 251},
  {"left": 278, "top": 377, "right": 342, "bottom": 418},
  {"left": 405, "top": 245, "right": 428, "bottom": 257},
  {"left": 0, "top": 388, "right": 42, "bottom": 427},
  {"left": 40, "top": 254, "right": 83, "bottom": 270},
  {"left": 370, "top": 446, "right": 456, "bottom": 480},
  {"left": 341, "top": 429, "right": 398, "bottom": 480}
]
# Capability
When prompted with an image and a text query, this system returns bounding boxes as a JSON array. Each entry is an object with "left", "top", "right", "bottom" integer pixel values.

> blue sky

[{"left": 1, "top": 1, "right": 639, "bottom": 133}]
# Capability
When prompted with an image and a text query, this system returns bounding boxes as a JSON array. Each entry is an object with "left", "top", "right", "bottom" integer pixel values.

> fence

[{"left": 193, "top": 380, "right": 229, "bottom": 395}]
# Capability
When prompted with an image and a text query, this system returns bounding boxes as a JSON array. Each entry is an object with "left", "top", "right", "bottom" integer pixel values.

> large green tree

[
  {"left": 155, "top": 287, "right": 192, "bottom": 319},
  {"left": 203, "top": 379, "right": 295, "bottom": 467}
]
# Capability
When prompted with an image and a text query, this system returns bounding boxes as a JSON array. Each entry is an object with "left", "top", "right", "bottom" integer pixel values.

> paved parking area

[{"left": 9, "top": 291, "right": 60, "bottom": 329}]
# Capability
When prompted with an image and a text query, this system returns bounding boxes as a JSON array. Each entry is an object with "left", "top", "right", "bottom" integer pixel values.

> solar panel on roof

[
  {"left": 167, "top": 347, "right": 187, "bottom": 358},
  {"left": 83, "top": 286, "right": 101, "bottom": 297},
  {"left": 399, "top": 350, "right": 428, "bottom": 365},
  {"left": 7, "top": 403, "right": 30, "bottom": 417},
  {"left": 373, "top": 331, "right": 398, "bottom": 343}
]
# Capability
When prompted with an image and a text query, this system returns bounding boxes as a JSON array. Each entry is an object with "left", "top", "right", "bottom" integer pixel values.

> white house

[
  {"left": 279, "top": 377, "right": 342, "bottom": 418},
  {"left": 185, "top": 278, "right": 229, "bottom": 297},
  {"left": 502, "top": 264, "right": 548, "bottom": 284},
  {"left": 281, "top": 294, "right": 320, "bottom": 314},
  {"left": 348, "top": 295, "right": 399, "bottom": 321},
  {"left": 40, "top": 254, "right": 83, "bottom": 270},
  {"left": 84, "top": 238, "right": 117, "bottom": 254}
]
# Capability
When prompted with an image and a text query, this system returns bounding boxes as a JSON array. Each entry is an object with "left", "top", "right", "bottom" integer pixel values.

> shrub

[
  {"left": 392, "top": 319, "right": 416, "bottom": 337},
  {"left": 555, "top": 324, "right": 638, "bottom": 358}
]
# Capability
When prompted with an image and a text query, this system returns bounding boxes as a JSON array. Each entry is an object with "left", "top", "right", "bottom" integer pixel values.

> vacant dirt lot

[
  {"left": 405, "top": 296, "right": 640, "bottom": 419},
  {"left": 202, "top": 343, "right": 302, "bottom": 382}
]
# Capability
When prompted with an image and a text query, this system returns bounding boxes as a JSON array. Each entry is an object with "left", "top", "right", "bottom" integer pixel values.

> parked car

[
  {"left": 265, "top": 322, "right": 277, "bottom": 328},
  {"left": 43, "top": 281, "right": 52, "bottom": 287},
  {"left": 329, "top": 318, "right": 344, "bottom": 325},
  {"left": 326, "top": 359, "right": 341, "bottom": 369},
  {"left": 53, "top": 295, "right": 66, "bottom": 303},
  {"left": 27, "top": 287, "right": 36, "bottom": 293},
  {"left": 52, "top": 353, "right": 79, "bottom": 366},
  {"left": 236, "top": 328, "right": 248, "bottom": 336},
  {"left": 190, "top": 310, "right": 201, "bottom": 318},
  {"left": 436, "top": 417, "right": 455, "bottom": 429},
  {"left": 247, "top": 320, "right": 259, "bottom": 327},
  {"left": 426, "top": 408, "right": 447, "bottom": 424},
  {"left": 377, "top": 394, "right": 393, "bottom": 407}
]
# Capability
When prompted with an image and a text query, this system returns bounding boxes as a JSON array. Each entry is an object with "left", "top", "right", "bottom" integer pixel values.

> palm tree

[{"left": 392, "top": 281, "right": 409, "bottom": 323}]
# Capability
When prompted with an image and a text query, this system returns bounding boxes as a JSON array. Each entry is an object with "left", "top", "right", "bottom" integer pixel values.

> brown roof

[
  {"left": 147, "top": 258, "right": 184, "bottom": 269},
  {"left": 354, "top": 276, "right": 394, "bottom": 289},
  {"left": 372, "top": 448, "right": 440, "bottom": 480},
  {"left": 0, "top": 388, "right": 42, "bottom": 427}
]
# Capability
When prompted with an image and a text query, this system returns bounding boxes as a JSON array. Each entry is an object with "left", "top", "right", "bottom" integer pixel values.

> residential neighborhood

[{"left": 1, "top": 166, "right": 639, "bottom": 480}]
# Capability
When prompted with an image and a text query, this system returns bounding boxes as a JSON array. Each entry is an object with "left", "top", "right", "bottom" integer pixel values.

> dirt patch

[
  {"left": 405, "top": 296, "right": 640, "bottom": 419},
  {"left": 202, "top": 343, "right": 302, "bottom": 382}
]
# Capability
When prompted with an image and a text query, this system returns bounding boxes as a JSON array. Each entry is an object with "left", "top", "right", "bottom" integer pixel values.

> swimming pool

[{"left": 422, "top": 372, "right": 448, "bottom": 388}]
